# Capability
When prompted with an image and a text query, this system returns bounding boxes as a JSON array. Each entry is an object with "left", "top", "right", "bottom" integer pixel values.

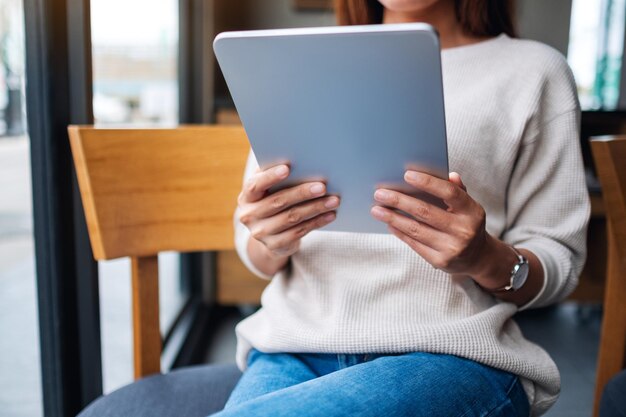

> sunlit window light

[{"left": 568, "top": 0, "right": 626, "bottom": 110}]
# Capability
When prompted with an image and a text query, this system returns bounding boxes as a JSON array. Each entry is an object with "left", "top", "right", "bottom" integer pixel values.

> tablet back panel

[{"left": 214, "top": 24, "right": 448, "bottom": 234}]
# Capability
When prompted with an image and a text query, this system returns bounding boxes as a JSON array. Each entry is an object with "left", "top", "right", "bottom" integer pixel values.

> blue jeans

[{"left": 209, "top": 349, "right": 530, "bottom": 417}]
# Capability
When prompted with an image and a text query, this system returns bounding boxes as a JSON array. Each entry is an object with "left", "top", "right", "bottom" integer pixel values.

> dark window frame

[{"left": 24, "top": 0, "right": 102, "bottom": 415}]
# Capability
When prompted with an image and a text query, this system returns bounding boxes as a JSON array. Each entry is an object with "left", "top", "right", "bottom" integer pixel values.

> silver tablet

[{"left": 214, "top": 23, "right": 448, "bottom": 234}]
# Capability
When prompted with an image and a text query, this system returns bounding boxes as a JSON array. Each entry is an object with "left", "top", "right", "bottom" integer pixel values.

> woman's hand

[
  {"left": 238, "top": 164, "right": 340, "bottom": 260},
  {"left": 370, "top": 170, "right": 492, "bottom": 278}
]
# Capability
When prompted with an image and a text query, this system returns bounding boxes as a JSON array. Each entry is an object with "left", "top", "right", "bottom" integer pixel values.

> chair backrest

[
  {"left": 69, "top": 125, "right": 250, "bottom": 378},
  {"left": 590, "top": 135, "right": 626, "bottom": 417},
  {"left": 591, "top": 136, "right": 626, "bottom": 260},
  {"left": 69, "top": 126, "right": 250, "bottom": 260}
]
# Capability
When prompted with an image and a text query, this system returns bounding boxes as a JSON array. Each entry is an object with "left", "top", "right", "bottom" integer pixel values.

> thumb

[{"left": 449, "top": 172, "right": 467, "bottom": 192}]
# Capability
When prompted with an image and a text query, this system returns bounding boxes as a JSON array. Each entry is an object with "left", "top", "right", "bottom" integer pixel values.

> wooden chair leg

[
  {"left": 593, "top": 230, "right": 626, "bottom": 417},
  {"left": 131, "top": 255, "right": 162, "bottom": 378}
]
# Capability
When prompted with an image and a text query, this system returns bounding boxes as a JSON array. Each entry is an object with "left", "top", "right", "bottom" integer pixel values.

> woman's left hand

[{"left": 371, "top": 170, "right": 490, "bottom": 277}]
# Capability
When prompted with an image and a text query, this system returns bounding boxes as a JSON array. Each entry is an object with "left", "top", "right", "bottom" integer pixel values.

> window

[
  {"left": 0, "top": 0, "right": 42, "bottom": 415},
  {"left": 91, "top": 0, "right": 178, "bottom": 125},
  {"left": 568, "top": 0, "right": 626, "bottom": 110},
  {"left": 91, "top": 0, "right": 185, "bottom": 393}
]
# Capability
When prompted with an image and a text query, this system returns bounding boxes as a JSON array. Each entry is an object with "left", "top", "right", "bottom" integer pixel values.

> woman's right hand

[{"left": 238, "top": 164, "right": 340, "bottom": 260}]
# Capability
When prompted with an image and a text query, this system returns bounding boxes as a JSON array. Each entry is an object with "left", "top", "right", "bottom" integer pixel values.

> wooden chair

[
  {"left": 590, "top": 135, "right": 626, "bottom": 417},
  {"left": 68, "top": 125, "right": 264, "bottom": 379}
]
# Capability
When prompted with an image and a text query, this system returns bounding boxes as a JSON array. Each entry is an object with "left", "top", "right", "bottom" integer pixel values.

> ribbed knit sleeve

[
  {"left": 233, "top": 151, "right": 274, "bottom": 280},
  {"left": 503, "top": 108, "right": 590, "bottom": 310}
]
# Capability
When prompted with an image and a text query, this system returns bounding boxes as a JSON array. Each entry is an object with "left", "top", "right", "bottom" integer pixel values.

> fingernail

[
  {"left": 374, "top": 189, "right": 390, "bottom": 202},
  {"left": 310, "top": 183, "right": 325, "bottom": 196},
  {"left": 405, "top": 171, "right": 419, "bottom": 182},
  {"left": 371, "top": 206, "right": 388, "bottom": 220},
  {"left": 323, "top": 212, "right": 336, "bottom": 222},
  {"left": 274, "top": 165, "right": 288, "bottom": 177},
  {"left": 325, "top": 196, "right": 339, "bottom": 208}
]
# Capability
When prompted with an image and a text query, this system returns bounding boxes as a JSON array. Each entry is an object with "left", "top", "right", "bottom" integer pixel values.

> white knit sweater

[{"left": 233, "top": 34, "right": 590, "bottom": 416}]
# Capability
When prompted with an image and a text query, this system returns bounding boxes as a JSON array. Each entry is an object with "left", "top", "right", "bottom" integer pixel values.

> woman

[{"left": 211, "top": 0, "right": 589, "bottom": 416}]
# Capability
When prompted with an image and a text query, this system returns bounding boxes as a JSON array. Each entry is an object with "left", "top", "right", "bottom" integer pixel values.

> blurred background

[{"left": 0, "top": 0, "right": 624, "bottom": 416}]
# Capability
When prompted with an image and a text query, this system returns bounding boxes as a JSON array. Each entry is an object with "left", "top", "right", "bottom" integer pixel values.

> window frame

[{"left": 24, "top": 0, "right": 102, "bottom": 414}]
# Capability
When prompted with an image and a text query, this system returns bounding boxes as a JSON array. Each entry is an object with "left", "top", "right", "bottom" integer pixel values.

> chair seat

[
  {"left": 78, "top": 364, "right": 241, "bottom": 417},
  {"left": 600, "top": 370, "right": 626, "bottom": 417}
]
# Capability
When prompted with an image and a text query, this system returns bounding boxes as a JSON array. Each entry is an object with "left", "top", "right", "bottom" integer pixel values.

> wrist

[
  {"left": 470, "top": 234, "right": 517, "bottom": 290},
  {"left": 247, "top": 236, "right": 290, "bottom": 276}
]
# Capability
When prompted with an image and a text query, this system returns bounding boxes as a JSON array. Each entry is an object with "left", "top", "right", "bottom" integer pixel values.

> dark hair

[{"left": 334, "top": 0, "right": 517, "bottom": 38}]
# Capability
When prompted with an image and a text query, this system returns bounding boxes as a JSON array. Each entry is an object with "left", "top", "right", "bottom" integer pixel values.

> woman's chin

[{"left": 378, "top": 0, "right": 442, "bottom": 13}]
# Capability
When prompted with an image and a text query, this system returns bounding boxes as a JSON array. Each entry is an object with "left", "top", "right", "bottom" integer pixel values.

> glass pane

[
  {"left": 90, "top": 0, "right": 184, "bottom": 393},
  {"left": 0, "top": 0, "right": 42, "bottom": 416},
  {"left": 568, "top": 0, "right": 626, "bottom": 110},
  {"left": 91, "top": 0, "right": 178, "bottom": 125}
]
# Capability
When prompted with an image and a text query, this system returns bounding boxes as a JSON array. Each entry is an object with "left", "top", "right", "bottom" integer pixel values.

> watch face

[{"left": 512, "top": 262, "right": 530, "bottom": 291}]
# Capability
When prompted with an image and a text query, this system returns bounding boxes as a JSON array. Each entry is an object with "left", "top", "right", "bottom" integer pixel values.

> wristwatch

[{"left": 491, "top": 247, "right": 529, "bottom": 292}]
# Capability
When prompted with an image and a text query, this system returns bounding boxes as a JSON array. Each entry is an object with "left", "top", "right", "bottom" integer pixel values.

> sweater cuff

[
  {"left": 517, "top": 249, "right": 549, "bottom": 311},
  {"left": 516, "top": 243, "right": 562, "bottom": 310},
  {"left": 234, "top": 213, "right": 274, "bottom": 280}
]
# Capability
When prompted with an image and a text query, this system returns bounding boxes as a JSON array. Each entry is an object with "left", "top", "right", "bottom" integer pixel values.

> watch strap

[{"left": 490, "top": 247, "right": 527, "bottom": 293}]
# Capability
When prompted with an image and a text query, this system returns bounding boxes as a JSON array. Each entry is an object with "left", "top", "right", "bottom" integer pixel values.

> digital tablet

[{"left": 213, "top": 23, "right": 448, "bottom": 234}]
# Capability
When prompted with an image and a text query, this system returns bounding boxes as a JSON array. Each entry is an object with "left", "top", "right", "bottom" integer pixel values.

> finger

[
  {"left": 241, "top": 164, "right": 290, "bottom": 203},
  {"left": 370, "top": 205, "right": 448, "bottom": 252},
  {"left": 387, "top": 225, "right": 441, "bottom": 267},
  {"left": 404, "top": 171, "right": 468, "bottom": 210},
  {"left": 373, "top": 188, "right": 451, "bottom": 231},
  {"left": 250, "top": 181, "right": 329, "bottom": 220},
  {"left": 263, "top": 211, "right": 337, "bottom": 252},
  {"left": 449, "top": 172, "right": 466, "bottom": 192},
  {"left": 251, "top": 196, "right": 340, "bottom": 238}
]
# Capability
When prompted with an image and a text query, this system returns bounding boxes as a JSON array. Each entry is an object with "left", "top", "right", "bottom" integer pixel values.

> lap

[
  {"left": 215, "top": 350, "right": 529, "bottom": 417},
  {"left": 224, "top": 349, "right": 321, "bottom": 408}
]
